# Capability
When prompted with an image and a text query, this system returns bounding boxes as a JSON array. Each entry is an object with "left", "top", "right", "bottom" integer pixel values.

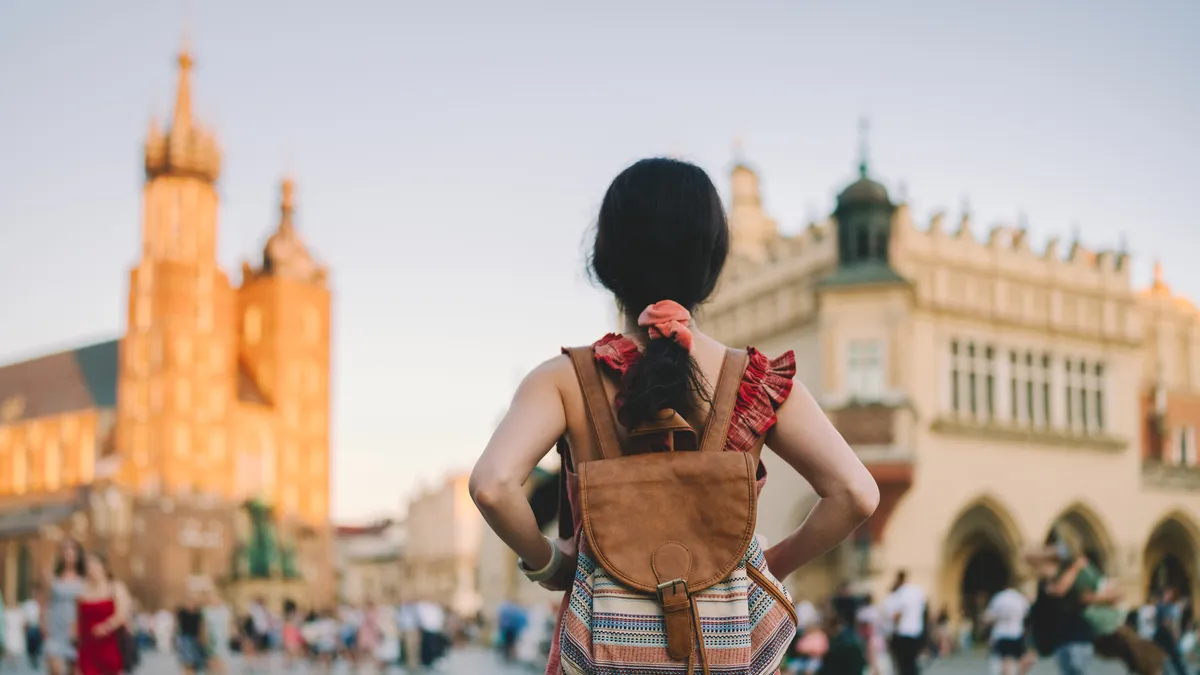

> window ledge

[
  {"left": 1141, "top": 461, "right": 1200, "bottom": 491},
  {"left": 930, "top": 417, "right": 1126, "bottom": 451}
]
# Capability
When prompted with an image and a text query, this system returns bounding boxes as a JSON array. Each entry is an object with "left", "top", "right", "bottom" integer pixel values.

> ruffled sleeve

[
  {"left": 590, "top": 333, "right": 641, "bottom": 376},
  {"left": 725, "top": 347, "right": 796, "bottom": 454}
]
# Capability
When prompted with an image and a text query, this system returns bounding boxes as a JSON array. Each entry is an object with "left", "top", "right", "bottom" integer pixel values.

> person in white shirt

[
  {"left": 414, "top": 601, "right": 447, "bottom": 667},
  {"left": 883, "top": 570, "right": 927, "bottom": 675},
  {"left": 983, "top": 586, "right": 1030, "bottom": 675}
]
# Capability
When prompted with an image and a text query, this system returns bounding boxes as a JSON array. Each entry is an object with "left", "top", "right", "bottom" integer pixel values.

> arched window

[{"left": 244, "top": 306, "right": 262, "bottom": 345}]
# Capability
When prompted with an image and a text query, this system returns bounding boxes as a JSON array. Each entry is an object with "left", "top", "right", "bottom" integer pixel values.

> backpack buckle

[{"left": 655, "top": 578, "right": 689, "bottom": 601}]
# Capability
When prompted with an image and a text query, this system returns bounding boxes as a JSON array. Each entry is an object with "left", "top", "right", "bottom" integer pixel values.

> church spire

[
  {"left": 172, "top": 47, "right": 194, "bottom": 135},
  {"left": 144, "top": 41, "right": 221, "bottom": 183}
]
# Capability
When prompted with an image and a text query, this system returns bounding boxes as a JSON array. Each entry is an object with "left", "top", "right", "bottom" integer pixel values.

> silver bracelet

[{"left": 517, "top": 536, "right": 562, "bottom": 583}]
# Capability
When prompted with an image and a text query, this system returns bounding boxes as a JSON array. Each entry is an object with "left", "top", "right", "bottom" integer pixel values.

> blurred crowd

[
  {"left": 781, "top": 545, "right": 1199, "bottom": 675},
  {"left": 0, "top": 537, "right": 480, "bottom": 674}
]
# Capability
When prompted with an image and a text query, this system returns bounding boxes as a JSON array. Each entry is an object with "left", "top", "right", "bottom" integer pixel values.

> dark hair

[
  {"left": 54, "top": 538, "right": 86, "bottom": 578},
  {"left": 589, "top": 158, "right": 729, "bottom": 429}
]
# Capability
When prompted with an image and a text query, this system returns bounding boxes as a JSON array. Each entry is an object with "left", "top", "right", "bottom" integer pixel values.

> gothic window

[
  {"left": 951, "top": 341, "right": 961, "bottom": 412},
  {"left": 176, "top": 379, "right": 192, "bottom": 412},
  {"left": 1078, "top": 360, "right": 1090, "bottom": 433},
  {"left": 244, "top": 306, "right": 262, "bottom": 346},
  {"left": 1042, "top": 354, "right": 1053, "bottom": 427},
  {"left": 197, "top": 303, "right": 213, "bottom": 333},
  {"left": 1010, "top": 351, "right": 1019, "bottom": 422},
  {"left": 170, "top": 193, "right": 182, "bottom": 252},
  {"left": 303, "top": 306, "right": 320, "bottom": 343},
  {"left": 984, "top": 347, "right": 996, "bottom": 420},
  {"left": 175, "top": 425, "right": 190, "bottom": 457},
  {"left": 12, "top": 443, "right": 27, "bottom": 494},
  {"left": 45, "top": 439, "right": 62, "bottom": 491},
  {"left": 1093, "top": 363, "right": 1106, "bottom": 432},
  {"left": 209, "top": 431, "right": 226, "bottom": 462},
  {"left": 136, "top": 299, "right": 152, "bottom": 333},
  {"left": 149, "top": 379, "right": 162, "bottom": 413}
]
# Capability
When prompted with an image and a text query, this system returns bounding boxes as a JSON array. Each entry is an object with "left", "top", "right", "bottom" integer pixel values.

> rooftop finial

[
  {"left": 857, "top": 118, "right": 870, "bottom": 179},
  {"left": 172, "top": 42, "right": 194, "bottom": 135},
  {"left": 279, "top": 176, "right": 296, "bottom": 233},
  {"left": 1153, "top": 259, "right": 1166, "bottom": 289}
]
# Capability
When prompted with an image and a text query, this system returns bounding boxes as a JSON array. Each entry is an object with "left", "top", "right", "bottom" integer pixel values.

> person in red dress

[{"left": 76, "top": 553, "right": 127, "bottom": 675}]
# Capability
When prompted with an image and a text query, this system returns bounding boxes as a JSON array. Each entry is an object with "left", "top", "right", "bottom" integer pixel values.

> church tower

[
  {"left": 117, "top": 47, "right": 238, "bottom": 498},
  {"left": 238, "top": 178, "right": 332, "bottom": 524},
  {"left": 728, "top": 140, "right": 779, "bottom": 262}
]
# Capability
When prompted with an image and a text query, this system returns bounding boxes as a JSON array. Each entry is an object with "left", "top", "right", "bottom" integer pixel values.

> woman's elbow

[
  {"left": 468, "top": 469, "right": 510, "bottom": 516},
  {"left": 849, "top": 475, "right": 881, "bottom": 521}
]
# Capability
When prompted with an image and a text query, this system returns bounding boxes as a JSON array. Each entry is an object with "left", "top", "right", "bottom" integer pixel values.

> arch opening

[
  {"left": 1143, "top": 514, "right": 1200, "bottom": 606},
  {"left": 940, "top": 497, "right": 1023, "bottom": 640}
]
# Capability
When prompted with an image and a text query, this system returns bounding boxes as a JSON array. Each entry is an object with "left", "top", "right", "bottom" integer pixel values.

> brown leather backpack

[{"left": 555, "top": 346, "right": 797, "bottom": 675}]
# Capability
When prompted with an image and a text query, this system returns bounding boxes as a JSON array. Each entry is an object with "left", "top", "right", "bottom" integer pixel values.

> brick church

[{"left": 0, "top": 46, "right": 334, "bottom": 611}]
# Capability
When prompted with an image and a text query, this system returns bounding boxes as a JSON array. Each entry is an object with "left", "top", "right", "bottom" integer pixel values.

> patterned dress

[
  {"left": 545, "top": 334, "right": 796, "bottom": 675},
  {"left": 45, "top": 576, "right": 85, "bottom": 661}
]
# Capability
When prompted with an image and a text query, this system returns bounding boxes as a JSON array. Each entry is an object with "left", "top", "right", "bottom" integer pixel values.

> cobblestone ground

[{"left": 0, "top": 650, "right": 1137, "bottom": 675}]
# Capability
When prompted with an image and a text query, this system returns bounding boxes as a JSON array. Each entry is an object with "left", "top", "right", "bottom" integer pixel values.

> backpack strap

[
  {"left": 565, "top": 346, "right": 622, "bottom": 461},
  {"left": 555, "top": 437, "right": 574, "bottom": 541},
  {"left": 698, "top": 349, "right": 749, "bottom": 453}
]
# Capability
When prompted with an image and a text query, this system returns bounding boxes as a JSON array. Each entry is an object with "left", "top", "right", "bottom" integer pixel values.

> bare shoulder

[{"left": 520, "top": 353, "right": 574, "bottom": 391}]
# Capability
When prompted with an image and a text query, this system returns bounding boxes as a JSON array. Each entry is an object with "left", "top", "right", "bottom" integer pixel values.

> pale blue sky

[{"left": 1, "top": 1, "right": 1197, "bottom": 521}]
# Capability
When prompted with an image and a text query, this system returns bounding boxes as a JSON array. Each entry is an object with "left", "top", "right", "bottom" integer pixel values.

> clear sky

[{"left": 1, "top": 0, "right": 1197, "bottom": 521}]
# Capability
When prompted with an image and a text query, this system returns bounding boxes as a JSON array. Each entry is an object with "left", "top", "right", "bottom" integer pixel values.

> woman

[
  {"left": 201, "top": 586, "right": 232, "bottom": 675},
  {"left": 44, "top": 538, "right": 86, "bottom": 675},
  {"left": 469, "top": 157, "right": 879, "bottom": 674},
  {"left": 357, "top": 601, "right": 382, "bottom": 670},
  {"left": 75, "top": 552, "right": 126, "bottom": 675}
]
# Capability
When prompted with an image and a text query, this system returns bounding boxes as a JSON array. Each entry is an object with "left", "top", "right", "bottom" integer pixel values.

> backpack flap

[{"left": 578, "top": 449, "right": 757, "bottom": 595}]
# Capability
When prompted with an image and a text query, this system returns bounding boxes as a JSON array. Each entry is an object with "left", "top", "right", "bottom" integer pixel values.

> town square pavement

[{"left": 0, "top": 648, "right": 1133, "bottom": 675}]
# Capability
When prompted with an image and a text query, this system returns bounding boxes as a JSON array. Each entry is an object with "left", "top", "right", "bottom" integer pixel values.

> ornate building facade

[
  {"left": 701, "top": 148, "right": 1200, "bottom": 625},
  {"left": 0, "top": 47, "right": 334, "bottom": 610}
]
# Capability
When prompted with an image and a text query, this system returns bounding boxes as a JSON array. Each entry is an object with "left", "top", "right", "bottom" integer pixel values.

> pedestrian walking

[
  {"left": 44, "top": 538, "right": 86, "bottom": 675},
  {"left": 75, "top": 553, "right": 126, "bottom": 675}
]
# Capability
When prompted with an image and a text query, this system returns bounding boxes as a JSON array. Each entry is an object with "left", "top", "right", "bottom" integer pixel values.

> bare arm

[
  {"left": 760, "top": 382, "right": 880, "bottom": 579},
  {"left": 469, "top": 358, "right": 569, "bottom": 573},
  {"left": 112, "top": 581, "right": 132, "bottom": 627}
]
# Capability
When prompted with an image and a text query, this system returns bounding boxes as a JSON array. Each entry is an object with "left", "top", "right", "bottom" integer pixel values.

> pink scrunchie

[{"left": 637, "top": 300, "right": 693, "bottom": 352}]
